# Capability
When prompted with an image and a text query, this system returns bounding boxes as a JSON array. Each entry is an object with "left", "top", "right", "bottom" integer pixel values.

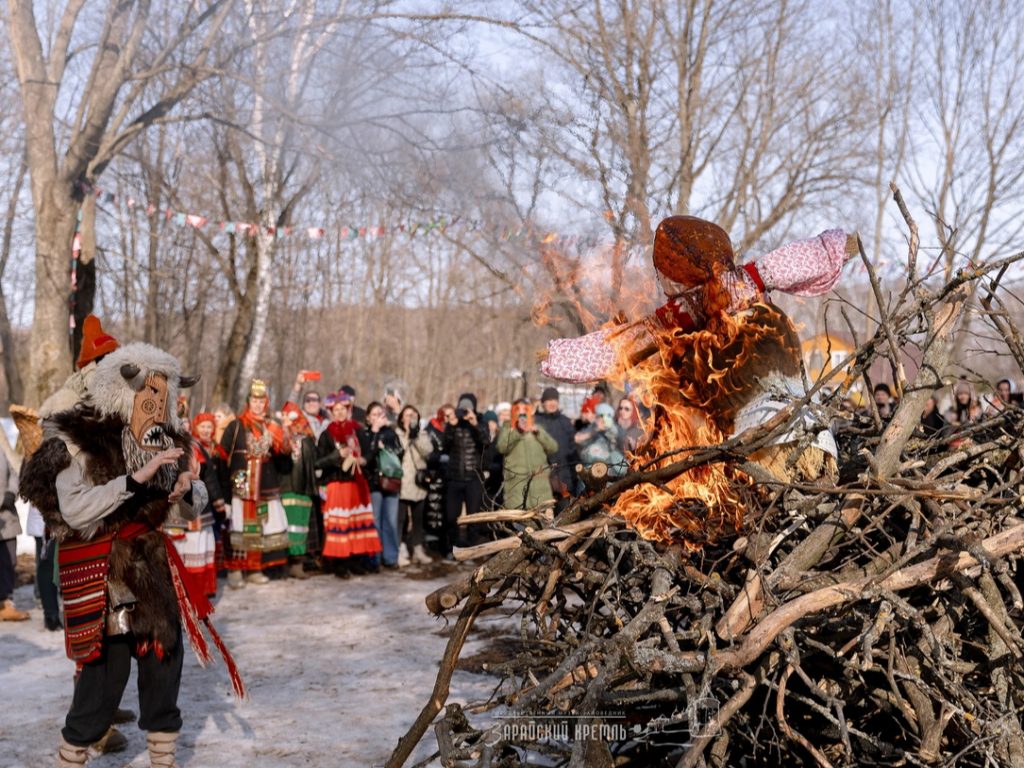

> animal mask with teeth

[{"left": 86, "top": 342, "right": 200, "bottom": 446}]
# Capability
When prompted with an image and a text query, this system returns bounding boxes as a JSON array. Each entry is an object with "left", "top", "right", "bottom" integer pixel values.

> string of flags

[{"left": 73, "top": 179, "right": 600, "bottom": 249}]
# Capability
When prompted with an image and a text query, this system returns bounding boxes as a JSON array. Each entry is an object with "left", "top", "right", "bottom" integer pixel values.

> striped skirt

[
  {"left": 322, "top": 478, "right": 381, "bottom": 559},
  {"left": 165, "top": 514, "right": 217, "bottom": 596},
  {"left": 281, "top": 493, "right": 312, "bottom": 556}
]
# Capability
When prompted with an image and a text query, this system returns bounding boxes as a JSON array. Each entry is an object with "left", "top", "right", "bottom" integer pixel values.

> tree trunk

[
  {"left": 0, "top": 154, "right": 27, "bottom": 405},
  {"left": 235, "top": 228, "right": 276, "bottom": 405},
  {"left": 26, "top": 193, "right": 78, "bottom": 406}
]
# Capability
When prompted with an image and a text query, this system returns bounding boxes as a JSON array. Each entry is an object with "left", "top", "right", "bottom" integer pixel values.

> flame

[{"left": 608, "top": 280, "right": 802, "bottom": 550}]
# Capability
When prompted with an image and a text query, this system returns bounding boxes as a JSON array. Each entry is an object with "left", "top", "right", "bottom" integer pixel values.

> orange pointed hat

[
  {"left": 77, "top": 315, "right": 119, "bottom": 369},
  {"left": 652, "top": 216, "right": 736, "bottom": 291}
]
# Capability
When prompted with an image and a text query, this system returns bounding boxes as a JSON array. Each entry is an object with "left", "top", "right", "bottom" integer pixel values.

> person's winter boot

[
  {"left": 245, "top": 570, "right": 270, "bottom": 585},
  {"left": 397, "top": 543, "right": 411, "bottom": 568},
  {"left": 1, "top": 598, "right": 29, "bottom": 621},
  {"left": 88, "top": 725, "right": 128, "bottom": 757},
  {"left": 146, "top": 731, "right": 180, "bottom": 768},
  {"left": 57, "top": 736, "right": 88, "bottom": 767},
  {"left": 288, "top": 560, "right": 310, "bottom": 580},
  {"left": 227, "top": 570, "right": 246, "bottom": 590},
  {"left": 412, "top": 545, "right": 432, "bottom": 565}
]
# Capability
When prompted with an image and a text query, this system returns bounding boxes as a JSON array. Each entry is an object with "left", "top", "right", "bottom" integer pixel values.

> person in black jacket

[
  {"left": 533, "top": 387, "right": 579, "bottom": 505},
  {"left": 441, "top": 393, "right": 488, "bottom": 558},
  {"left": 364, "top": 401, "right": 405, "bottom": 568}
]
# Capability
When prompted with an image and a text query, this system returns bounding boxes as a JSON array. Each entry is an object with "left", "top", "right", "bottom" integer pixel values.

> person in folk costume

[
  {"left": 190, "top": 413, "right": 231, "bottom": 574},
  {"left": 220, "top": 380, "right": 293, "bottom": 589},
  {"left": 17, "top": 343, "right": 245, "bottom": 768},
  {"left": 162, "top": 414, "right": 226, "bottom": 598},
  {"left": 29, "top": 315, "right": 140, "bottom": 755},
  {"left": 315, "top": 392, "right": 381, "bottom": 578},
  {"left": 278, "top": 401, "right": 318, "bottom": 578},
  {"left": 541, "top": 218, "right": 856, "bottom": 540}
]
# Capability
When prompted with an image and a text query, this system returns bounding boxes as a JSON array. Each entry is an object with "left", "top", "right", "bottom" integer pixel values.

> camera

[{"left": 455, "top": 408, "right": 467, "bottom": 419}]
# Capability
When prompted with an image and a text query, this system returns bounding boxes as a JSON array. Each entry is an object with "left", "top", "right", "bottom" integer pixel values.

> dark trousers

[
  {"left": 63, "top": 629, "right": 184, "bottom": 746},
  {"left": 0, "top": 538, "right": 16, "bottom": 601},
  {"left": 442, "top": 479, "right": 484, "bottom": 554},
  {"left": 398, "top": 499, "right": 426, "bottom": 548},
  {"left": 35, "top": 537, "right": 61, "bottom": 623}
]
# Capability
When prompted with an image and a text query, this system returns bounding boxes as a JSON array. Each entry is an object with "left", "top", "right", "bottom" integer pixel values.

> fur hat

[{"left": 77, "top": 315, "right": 119, "bottom": 369}]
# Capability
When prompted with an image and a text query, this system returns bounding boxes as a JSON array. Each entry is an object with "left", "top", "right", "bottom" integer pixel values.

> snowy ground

[{"left": 0, "top": 564, "right": 502, "bottom": 768}]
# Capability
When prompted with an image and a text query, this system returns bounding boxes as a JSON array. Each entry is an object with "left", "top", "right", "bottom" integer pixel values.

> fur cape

[{"left": 20, "top": 403, "right": 191, "bottom": 653}]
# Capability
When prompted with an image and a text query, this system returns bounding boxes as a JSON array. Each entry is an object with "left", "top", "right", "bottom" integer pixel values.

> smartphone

[{"left": 303, "top": 370, "right": 321, "bottom": 381}]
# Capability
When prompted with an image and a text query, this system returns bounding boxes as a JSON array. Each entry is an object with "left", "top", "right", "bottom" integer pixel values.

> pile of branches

[{"left": 387, "top": 193, "right": 1024, "bottom": 768}]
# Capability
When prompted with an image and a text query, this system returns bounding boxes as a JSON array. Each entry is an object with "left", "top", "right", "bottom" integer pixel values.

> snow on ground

[{"left": 0, "top": 565, "right": 500, "bottom": 768}]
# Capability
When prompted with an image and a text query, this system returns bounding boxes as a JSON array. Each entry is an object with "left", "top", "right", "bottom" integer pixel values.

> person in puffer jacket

[{"left": 440, "top": 393, "right": 489, "bottom": 558}]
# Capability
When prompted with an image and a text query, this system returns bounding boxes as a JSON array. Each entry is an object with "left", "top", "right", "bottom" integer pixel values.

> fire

[
  {"left": 529, "top": 237, "right": 808, "bottom": 551},
  {"left": 608, "top": 281, "right": 803, "bottom": 549}
]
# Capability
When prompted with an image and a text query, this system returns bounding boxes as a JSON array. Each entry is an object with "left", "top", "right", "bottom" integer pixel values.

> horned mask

[{"left": 87, "top": 342, "right": 200, "bottom": 451}]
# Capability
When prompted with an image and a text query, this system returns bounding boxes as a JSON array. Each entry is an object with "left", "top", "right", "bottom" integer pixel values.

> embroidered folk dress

[{"left": 221, "top": 410, "right": 293, "bottom": 572}]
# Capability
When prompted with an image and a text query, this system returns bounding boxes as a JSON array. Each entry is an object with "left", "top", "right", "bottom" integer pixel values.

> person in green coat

[{"left": 497, "top": 400, "right": 560, "bottom": 509}]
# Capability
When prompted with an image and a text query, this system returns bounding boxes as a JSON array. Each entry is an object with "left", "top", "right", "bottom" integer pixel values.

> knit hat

[
  {"left": 652, "top": 216, "right": 735, "bottom": 290},
  {"left": 495, "top": 401, "right": 511, "bottom": 415},
  {"left": 482, "top": 410, "right": 498, "bottom": 424},
  {"left": 193, "top": 412, "right": 216, "bottom": 429},
  {"left": 457, "top": 392, "right": 478, "bottom": 411},
  {"left": 76, "top": 315, "right": 119, "bottom": 369},
  {"left": 541, "top": 386, "right": 559, "bottom": 402}
]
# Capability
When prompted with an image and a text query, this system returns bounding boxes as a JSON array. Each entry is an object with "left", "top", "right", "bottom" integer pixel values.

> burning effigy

[
  {"left": 539, "top": 216, "right": 855, "bottom": 547},
  {"left": 393, "top": 203, "right": 1024, "bottom": 768}
]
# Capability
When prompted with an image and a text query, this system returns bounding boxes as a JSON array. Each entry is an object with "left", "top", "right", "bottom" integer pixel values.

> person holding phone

[
  {"left": 440, "top": 394, "right": 488, "bottom": 559},
  {"left": 497, "top": 399, "right": 559, "bottom": 510}
]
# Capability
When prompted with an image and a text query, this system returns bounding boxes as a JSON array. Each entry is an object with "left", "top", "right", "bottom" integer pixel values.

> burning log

[{"left": 388, "top": 199, "right": 1024, "bottom": 768}]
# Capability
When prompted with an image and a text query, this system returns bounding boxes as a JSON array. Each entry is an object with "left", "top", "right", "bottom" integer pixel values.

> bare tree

[{"left": 4, "top": 0, "right": 233, "bottom": 404}]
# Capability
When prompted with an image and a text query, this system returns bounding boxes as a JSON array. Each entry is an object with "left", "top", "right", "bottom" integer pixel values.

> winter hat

[
  {"left": 581, "top": 395, "right": 601, "bottom": 417},
  {"left": 541, "top": 386, "right": 559, "bottom": 402},
  {"left": 652, "top": 216, "right": 735, "bottom": 293},
  {"left": 495, "top": 401, "right": 511, "bottom": 415},
  {"left": 457, "top": 392, "right": 478, "bottom": 412},
  {"left": 76, "top": 314, "right": 119, "bottom": 369},
  {"left": 483, "top": 410, "right": 499, "bottom": 424},
  {"left": 193, "top": 412, "right": 216, "bottom": 429}
]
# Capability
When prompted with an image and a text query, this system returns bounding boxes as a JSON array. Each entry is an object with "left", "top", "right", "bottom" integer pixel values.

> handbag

[
  {"left": 379, "top": 475, "right": 402, "bottom": 495},
  {"left": 378, "top": 446, "right": 404, "bottom": 479},
  {"left": 414, "top": 469, "right": 431, "bottom": 489}
]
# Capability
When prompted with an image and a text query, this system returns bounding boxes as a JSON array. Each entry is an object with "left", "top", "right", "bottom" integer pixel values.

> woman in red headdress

[
  {"left": 163, "top": 413, "right": 225, "bottom": 596},
  {"left": 316, "top": 392, "right": 381, "bottom": 577}
]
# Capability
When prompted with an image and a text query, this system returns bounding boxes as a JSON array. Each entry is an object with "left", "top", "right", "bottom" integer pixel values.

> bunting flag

[{"left": 71, "top": 178, "right": 597, "bottom": 250}]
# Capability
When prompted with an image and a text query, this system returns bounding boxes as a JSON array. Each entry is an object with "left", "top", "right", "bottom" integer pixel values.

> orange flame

[{"left": 608, "top": 281, "right": 803, "bottom": 550}]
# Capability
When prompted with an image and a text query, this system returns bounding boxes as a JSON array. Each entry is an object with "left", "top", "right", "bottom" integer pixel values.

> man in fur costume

[
  {"left": 540, "top": 217, "right": 854, "bottom": 546},
  {"left": 19, "top": 342, "right": 244, "bottom": 768}
]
